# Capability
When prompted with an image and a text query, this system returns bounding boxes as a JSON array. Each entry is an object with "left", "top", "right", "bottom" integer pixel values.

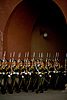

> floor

[{"left": 0, "top": 89, "right": 67, "bottom": 100}]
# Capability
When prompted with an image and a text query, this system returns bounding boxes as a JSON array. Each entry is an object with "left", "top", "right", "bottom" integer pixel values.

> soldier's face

[
  {"left": 48, "top": 62, "right": 50, "bottom": 65},
  {"left": 34, "top": 62, "right": 37, "bottom": 65},
  {"left": 26, "top": 62, "right": 27, "bottom": 65},
  {"left": 4, "top": 61, "right": 8, "bottom": 65},
  {"left": 19, "top": 62, "right": 23, "bottom": 66},
  {"left": 56, "top": 62, "right": 58, "bottom": 65},
  {"left": 13, "top": 62, "right": 16, "bottom": 65},
  {"left": 41, "top": 62, "right": 44, "bottom": 66},
  {"left": 37, "top": 61, "right": 40, "bottom": 65},
  {"left": 28, "top": 62, "right": 30, "bottom": 65},
  {"left": 0, "top": 62, "right": 2, "bottom": 65},
  {"left": 40, "top": 62, "right": 41, "bottom": 65}
]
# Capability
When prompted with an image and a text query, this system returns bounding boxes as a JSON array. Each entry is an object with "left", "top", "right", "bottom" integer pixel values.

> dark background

[{"left": 3, "top": 0, "right": 67, "bottom": 65}]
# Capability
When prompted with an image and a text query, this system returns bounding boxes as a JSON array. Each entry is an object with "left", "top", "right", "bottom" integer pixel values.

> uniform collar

[
  {"left": 27, "top": 65, "right": 30, "bottom": 67},
  {"left": 20, "top": 65, "right": 22, "bottom": 67},
  {"left": 37, "top": 64, "right": 40, "bottom": 67}
]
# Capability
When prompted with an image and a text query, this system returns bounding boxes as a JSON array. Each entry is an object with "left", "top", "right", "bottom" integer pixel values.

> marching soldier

[
  {"left": 0, "top": 59, "right": 6, "bottom": 94},
  {"left": 24, "top": 60, "right": 31, "bottom": 92},
  {"left": 36, "top": 60, "right": 45, "bottom": 93},
  {"left": 65, "top": 55, "right": 67, "bottom": 84},
  {"left": 48, "top": 60, "right": 56, "bottom": 89},
  {"left": 54, "top": 60, "right": 64, "bottom": 89},
  {"left": 19, "top": 60, "right": 25, "bottom": 91},
  {"left": 11, "top": 60, "right": 20, "bottom": 93},
  {"left": 31, "top": 60, "right": 38, "bottom": 92},
  {"left": 28, "top": 60, "right": 37, "bottom": 92},
  {"left": 5, "top": 59, "right": 13, "bottom": 94},
  {"left": 41, "top": 61, "right": 49, "bottom": 91}
]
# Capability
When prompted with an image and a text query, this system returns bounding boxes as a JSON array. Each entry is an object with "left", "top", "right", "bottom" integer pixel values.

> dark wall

[
  {"left": 31, "top": 0, "right": 67, "bottom": 64},
  {"left": 3, "top": 0, "right": 67, "bottom": 64},
  {"left": 3, "top": 0, "right": 38, "bottom": 60}
]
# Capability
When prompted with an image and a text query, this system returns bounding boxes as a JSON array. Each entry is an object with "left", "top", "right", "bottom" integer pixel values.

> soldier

[
  {"left": 41, "top": 61, "right": 49, "bottom": 91},
  {"left": 31, "top": 60, "right": 38, "bottom": 92},
  {"left": 11, "top": 60, "right": 20, "bottom": 93},
  {"left": 0, "top": 59, "right": 6, "bottom": 94},
  {"left": 24, "top": 60, "right": 31, "bottom": 92},
  {"left": 65, "top": 56, "right": 67, "bottom": 85},
  {"left": 47, "top": 60, "right": 52, "bottom": 70},
  {"left": 5, "top": 59, "right": 13, "bottom": 94},
  {"left": 48, "top": 60, "right": 56, "bottom": 89},
  {"left": 35, "top": 60, "right": 45, "bottom": 93},
  {"left": 28, "top": 60, "right": 37, "bottom": 92},
  {"left": 54, "top": 60, "right": 63, "bottom": 89},
  {"left": 19, "top": 60, "right": 25, "bottom": 91}
]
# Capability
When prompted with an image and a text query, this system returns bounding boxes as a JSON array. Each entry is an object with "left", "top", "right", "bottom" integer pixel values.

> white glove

[
  {"left": 17, "top": 72, "right": 19, "bottom": 75},
  {"left": 39, "top": 75, "right": 42, "bottom": 77},
  {"left": 22, "top": 76, "right": 24, "bottom": 78},
  {"left": 49, "top": 75, "right": 51, "bottom": 77},
  {"left": 3, "top": 72, "right": 5, "bottom": 75},
  {"left": 8, "top": 75, "right": 11, "bottom": 78},
  {"left": 25, "top": 73, "right": 27, "bottom": 75},
  {"left": 22, "top": 72, "right": 25, "bottom": 74},
  {"left": 38, "top": 72, "right": 41, "bottom": 74},
  {"left": 53, "top": 71, "right": 55, "bottom": 73},
  {"left": 28, "top": 72, "right": 31, "bottom": 75},
  {"left": 0, "top": 72, "right": 2, "bottom": 74}
]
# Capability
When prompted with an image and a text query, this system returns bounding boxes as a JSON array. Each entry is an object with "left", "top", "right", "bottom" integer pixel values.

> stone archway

[{"left": 2, "top": 0, "right": 67, "bottom": 61}]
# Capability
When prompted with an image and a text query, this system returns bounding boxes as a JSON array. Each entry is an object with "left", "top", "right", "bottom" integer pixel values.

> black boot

[
  {"left": 1, "top": 85, "right": 6, "bottom": 94},
  {"left": 8, "top": 84, "right": 13, "bottom": 94},
  {"left": 36, "top": 85, "right": 39, "bottom": 94},
  {"left": 15, "top": 83, "right": 20, "bottom": 93},
  {"left": 40, "top": 85, "right": 43, "bottom": 93}
]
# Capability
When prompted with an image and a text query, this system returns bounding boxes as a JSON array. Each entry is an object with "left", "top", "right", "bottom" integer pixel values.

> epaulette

[
  {"left": 41, "top": 66, "right": 43, "bottom": 68},
  {"left": 21, "top": 66, "right": 25, "bottom": 69},
  {"left": 31, "top": 66, "right": 34, "bottom": 69},
  {"left": 61, "top": 65, "right": 63, "bottom": 68}
]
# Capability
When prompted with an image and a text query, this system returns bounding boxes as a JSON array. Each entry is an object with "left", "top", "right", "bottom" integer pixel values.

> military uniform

[
  {"left": 12, "top": 60, "right": 20, "bottom": 93},
  {"left": 30, "top": 60, "right": 37, "bottom": 91},
  {"left": 49, "top": 63, "right": 56, "bottom": 89},
  {"left": 24, "top": 60, "right": 32, "bottom": 92},
  {"left": 43, "top": 65, "right": 49, "bottom": 91},
  {"left": 19, "top": 60, "right": 25, "bottom": 91},
  {"left": 54, "top": 60, "right": 63, "bottom": 89},
  {"left": 0, "top": 60, "right": 6, "bottom": 94},
  {"left": 5, "top": 59, "right": 13, "bottom": 93},
  {"left": 36, "top": 60, "right": 46, "bottom": 93}
]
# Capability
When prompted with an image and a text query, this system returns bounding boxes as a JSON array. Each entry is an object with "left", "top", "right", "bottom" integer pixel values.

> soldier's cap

[
  {"left": 0, "top": 59, "right": 3, "bottom": 62},
  {"left": 48, "top": 59, "right": 52, "bottom": 63},
  {"left": 56, "top": 60, "right": 60, "bottom": 63},
  {"left": 65, "top": 58, "right": 67, "bottom": 62},
  {"left": 27, "top": 60, "right": 31, "bottom": 63},
  {"left": 19, "top": 60, "right": 24, "bottom": 63},
  {"left": 25, "top": 60, "right": 28, "bottom": 62},
  {"left": 37, "top": 59, "right": 40, "bottom": 62},
  {"left": 13, "top": 60, "right": 17, "bottom": 62},
  {"left": 4, "top": 59, "right": 9, "bottom": 62},
  {"left": 33, "top": 60, "right": 37, "bottom": 63},
  {"left": 40, "top": 61, "right": 45, "bottom": 63}
]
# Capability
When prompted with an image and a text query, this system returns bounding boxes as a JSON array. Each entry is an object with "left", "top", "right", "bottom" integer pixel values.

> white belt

[
  {"left": 21, "top": 72, "right": 25, "bottom": 74},
  {"left": 38, "top": 72, "right": 41, "bottom": 74},
  {"left": 39, "top": 75, "right": 42, "bottom": 77},
  {"left": 0, "top": 72, "right": 5, "bottom": 75},
  {"left": 28, "top": 72, "right": 31, "bottom": 75},
  {"left": 25, "top": 73, "right": 27, "bottom": 75},
  {"left": 8, "top": 75, "right": 11, "bottom": 78},
  {"left": 22, "top": 75, "right": 24, "bottom": 78},
  {"left": 13, "top": 72, "right": 19, "bottom": 75},
  {"left": 44, "top": 72, "right": 48, "bottom": 74},
  {"left": 0, "top": 72, "right": 3, "bottom": 74}
]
